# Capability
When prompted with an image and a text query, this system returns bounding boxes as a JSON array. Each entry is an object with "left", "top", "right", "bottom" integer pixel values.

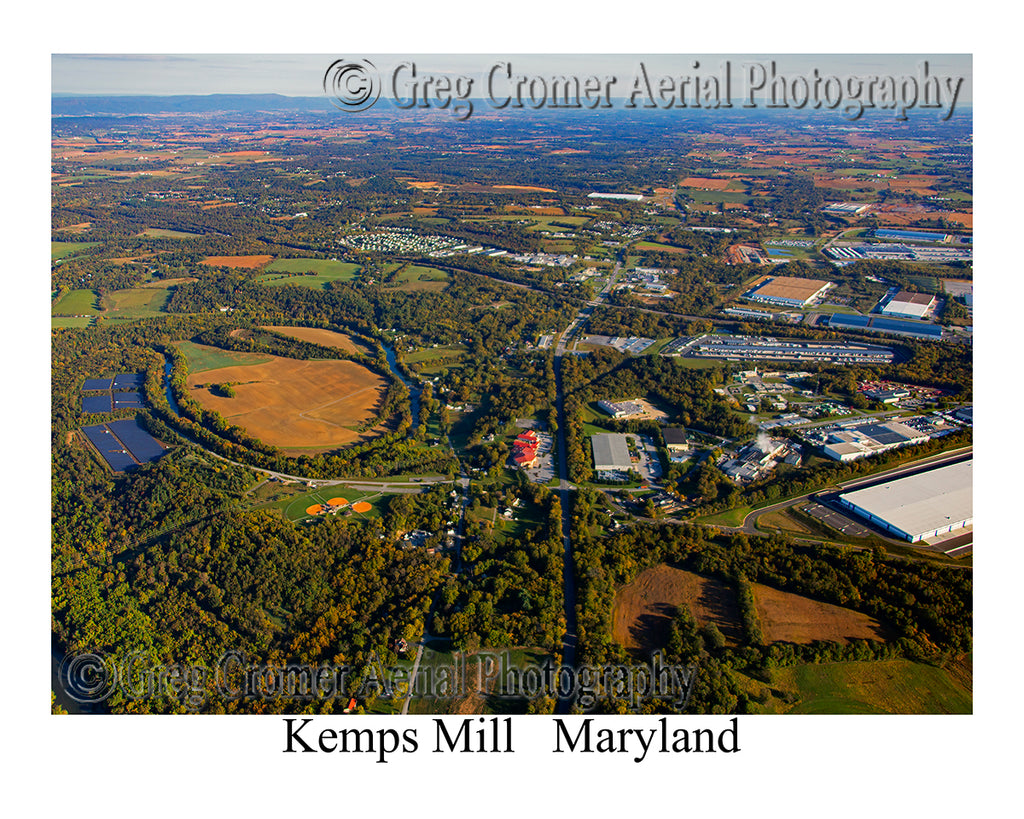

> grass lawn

[
  {"left": 52, "top": 289, "right": 100, "bottom": 315},
  {"left": 174, "top": 340, "right": 273, "bottom": 373},
  {"left": 259, "top": 258, "right": 360, "bottom": 289},
  {"left": 52, "top": 241, "right": 100, "bottom": 260},
  {"left": 695, "top": 506, "right": 751, "bottom": 527}
]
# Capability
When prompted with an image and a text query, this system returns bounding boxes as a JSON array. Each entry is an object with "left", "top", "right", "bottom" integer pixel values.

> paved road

[
  {"left": 551, "top": 261, "right": 623, "bottom": 713},
  {"left": 400, "top": 642, "right": 424, "bottom": 715}
]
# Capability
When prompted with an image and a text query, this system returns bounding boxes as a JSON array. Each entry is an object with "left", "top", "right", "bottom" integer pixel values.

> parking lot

[{"left": 802, "top": 501, "right": 874, "bottom": 538}]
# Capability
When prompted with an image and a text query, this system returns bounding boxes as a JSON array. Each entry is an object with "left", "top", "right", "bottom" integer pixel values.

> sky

[{"left": 51, "top": 53, "right": 972, "bottom": 102}]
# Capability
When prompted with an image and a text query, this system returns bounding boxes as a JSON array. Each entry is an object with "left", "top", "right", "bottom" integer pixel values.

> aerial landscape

[{"left": 51, "top": 54, "right": 973, "bottom": 717}]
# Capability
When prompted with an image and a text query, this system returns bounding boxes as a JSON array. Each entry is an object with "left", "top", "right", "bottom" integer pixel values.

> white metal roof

[
  {"left": 839, "top": 459, "right": 973, "bottom": 538},
  {"left": 591, "top": 433, "right": 632, "bottom": 471}
]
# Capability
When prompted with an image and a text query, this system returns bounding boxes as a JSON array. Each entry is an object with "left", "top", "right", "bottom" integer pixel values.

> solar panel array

[
  {"left": 80, "top": 424, "right": 139, "bottom": 472},
  {"left": 80, "top": 418, "right": 165, "bottom": 472},
  {"left": 106, "top": 419, "right": 165, "bottom": 463},
  {"left": 112, "top": 391, "right": 146, "bottom": 409},
  {"left": 112, "top": 373, "right": 145, "bottom": 389},
  {"left": 80, "top": 374, "right": 147, "bottom": 414},
  {"left": 82, "top": 395, "right": 113, "bottom": 414}
]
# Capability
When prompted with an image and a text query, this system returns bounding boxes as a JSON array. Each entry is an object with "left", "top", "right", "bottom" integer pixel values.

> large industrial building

[
  {"left": 837, "top": 459, "right": 973, "bottom": 542},
  {"left": 819, "top": 419, "right": 930, "bottom": 461},
  {"left": 880, "top": 291, "right": 937, "bottom": 319},
  {"left": 744, "top": 276, "right": 832, "bottom": 308},
  {"left": 591, "top": 433, "right": 632, "bottom": 473},
  {"left": 826, "top": 312, "right": 943, "bottom": 340},
  {"left": 597, "top": 399, "right": 646, "bottom": 418}
]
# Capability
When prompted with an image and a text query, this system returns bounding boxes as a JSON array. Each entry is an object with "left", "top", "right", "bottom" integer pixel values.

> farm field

[
  {"left": 100, "top": 287, "right": 171, "bottom": 317},
  {"left": 52, "top": 241, "right": 100, "bottom": 260},
  {"left": 185, "top": 354, "right": 387, "bottom": 451},
  {"left": 175, "top": 340, "right": 274, "bottom": 373},
  {"left": 744, "top": 657, "right": 971, "bottom": 714},
  {"left": 262, "top": 325, "right": 370, "bottom": 355},
  {"left": 200, "top": 255, "right": 273, "bottom": 269},
  {"left": 612, "top": 564, "right": 743, "bottom": 651},
  {"left": 752, "top": 582, "right": 889, "bottom": 644},
  {"left": 259, "top": 257, "right": 360, "bottom": 289}
]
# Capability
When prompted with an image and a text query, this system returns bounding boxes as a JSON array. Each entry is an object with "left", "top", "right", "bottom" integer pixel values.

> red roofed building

[{"left": 512, "top": 430, "right": 540, "bottom": 468}]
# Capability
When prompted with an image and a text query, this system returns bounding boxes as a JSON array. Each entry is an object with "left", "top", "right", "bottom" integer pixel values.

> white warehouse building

[{"left": 836, "top": 459, "right": 973, "bottom": 542}]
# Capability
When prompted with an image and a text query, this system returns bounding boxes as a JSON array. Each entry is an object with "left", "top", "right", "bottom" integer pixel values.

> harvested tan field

[
  {"left": 612, "top": 565, "right": 743, "bottom": 652},
  {"left": 200, "top": 255, "right": 273, "bottom": 269},
  {"left": 186, "top": 355, "right": 387, "bottom": 451},
  {"left": 680, "top": 177, "right": 733, "bottom": 190},
  {"left": 262, "top": 325, "right": 368, "bottom": 354},
  {"left": 752, "top": 583, "right": 888, "bottom": 645}
]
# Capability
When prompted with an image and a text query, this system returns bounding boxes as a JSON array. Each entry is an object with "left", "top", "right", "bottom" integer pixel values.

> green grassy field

[
  {"left": 51, "top": 315, "right": 94, "bottom": 328},
  {"left": 52, "top": 289, "right": 100, "bottom": 315},
  {"left": 52, "top": 241, "right": 100, "bottom": 260},
  {"left": 101, "top": 287, "right": 171, "bottom": 317},
  {"left": 635, "top": 240, "right": 688, "bottom": 253},
  {"left": 137, "top": 228, "right": 202, "bottom": 239},
  {"left": 174, "top": 340, "right": 273, "bottom": 373},
  {"left": 259, "top": 258, "right": 360, "bottom": 289},
  {"left": 405, "top": 344, "right": 467, "bottom": 365},
  {"left": 747, "top": 659, "right": 971, "bottom": 714},
  {"left": 695, "top": 506, "right": 751, "bottom": 527}
]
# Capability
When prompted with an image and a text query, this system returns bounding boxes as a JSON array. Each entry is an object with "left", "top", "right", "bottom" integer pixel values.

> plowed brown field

[
  {"left": 612, "top": 565, "right": 743, "bottom": 651},
  {"left": 752, "top": 583, "right": 888, "bottom": 645}
]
